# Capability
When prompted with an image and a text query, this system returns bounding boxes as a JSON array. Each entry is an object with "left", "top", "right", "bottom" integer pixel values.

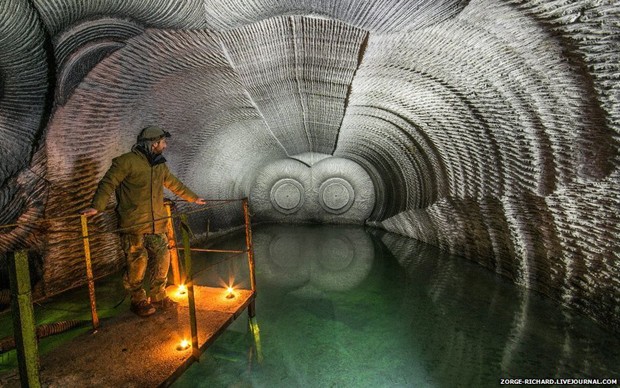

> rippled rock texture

[{"left": 0, "top": 0, "right": 618, "bottom": 331}]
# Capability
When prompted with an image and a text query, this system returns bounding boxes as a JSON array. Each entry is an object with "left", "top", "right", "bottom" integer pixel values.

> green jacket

[{"left": 91, "top": 148, "right": 198, "bottom": 234}]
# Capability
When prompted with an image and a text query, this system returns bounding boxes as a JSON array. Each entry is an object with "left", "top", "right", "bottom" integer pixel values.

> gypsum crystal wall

[
  {"left": 201, "top": 0, "right": 469, "bottom": 32},
  {"left": 31, "top": 0, "right": 207, "bottom": 35},
  {"left": 372, "top": 1, "right": 619, "bottom": 330},
  {"left": 218, "top": 16, "right": 375, "bottom": 222},
  {"left": 43, "top": 29, "right": 252, "bottom": 294},
  {"left": 0, "top": 0, "right": 213, "bottom": 291},
  {"left": 0, "top": 0, "right": 48, "bottom": 257},
  {"left": 0, "top": 0, "right": 467, "bottom": 289},
  {"left": 0, "top": 0, "right": 618, "bottom": 332},
  {"left": 42, "top": 18, "right": 374, "bottom": 294}
]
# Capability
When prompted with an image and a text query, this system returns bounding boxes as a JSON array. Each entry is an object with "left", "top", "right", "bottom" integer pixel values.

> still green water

[
  {"left": 172, "top": 224, "right": 620, "bottom": 388},
  {"left": 0, "top": 224, "right": 617, "bottom": 386}
]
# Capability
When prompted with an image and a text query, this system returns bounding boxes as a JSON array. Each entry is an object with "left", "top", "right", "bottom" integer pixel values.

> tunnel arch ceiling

[{"left": 0, "top": 0, "right": 618, "bottom": 331}]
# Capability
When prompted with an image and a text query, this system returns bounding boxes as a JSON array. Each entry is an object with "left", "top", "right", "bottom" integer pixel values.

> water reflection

[
  {"left": 254, "top": 224, "right": 374, "bottom": 293},
  {"left": 175, "top": 225, "right": 620, "bottom": 387},
  {"left": 376, "top": 230, "right": 620, "bottom": 385}
]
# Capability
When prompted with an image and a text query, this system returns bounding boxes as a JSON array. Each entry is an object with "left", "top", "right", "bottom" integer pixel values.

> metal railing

[{"left": 1, "top": 197, "right": 257, "bottom": 386}]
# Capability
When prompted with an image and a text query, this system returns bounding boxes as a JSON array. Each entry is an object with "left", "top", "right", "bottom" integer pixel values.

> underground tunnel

[{"left": 0, "top": 0, "right": 619, "bottom": 385}]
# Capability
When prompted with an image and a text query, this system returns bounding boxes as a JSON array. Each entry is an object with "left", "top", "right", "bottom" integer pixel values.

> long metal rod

[
  {"left": 80, "top": 215, "right": 99, "bottom": 331},
  {"left": 180, "top": 214, "right": 199, "bottom": 360},
  {"left": 242, "top": 199, "right": 257, "bottom": 318},
  {"left": 177, "top": 248, "right": 246, "bottom": 254}
]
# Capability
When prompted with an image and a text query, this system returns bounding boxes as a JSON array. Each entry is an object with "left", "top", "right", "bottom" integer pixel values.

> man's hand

[
  {"left": 195, "top": 198, "right": 207, "bottom": 205},
  {"left": 80, "top": 208, "right": 98, "bottom": 216}
]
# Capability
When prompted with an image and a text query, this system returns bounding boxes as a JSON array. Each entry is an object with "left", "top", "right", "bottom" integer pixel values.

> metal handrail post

[
  {"left": 8, "top": 250, "right": 41, "bottom": 388},
  {"left": 80, "top": 215, "right": 99, "bottom": 331},
  {"left": 180, "top": 214, "right": 199, "bottom": 359},
  {"left": 242, "top": 198, "right": 257, "bottom": 318}
]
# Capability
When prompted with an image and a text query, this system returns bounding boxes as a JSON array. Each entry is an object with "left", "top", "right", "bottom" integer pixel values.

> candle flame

[
  {"left": 176, "top": 339, "right": 191, "bottom": 351},
  {"left": 226, "top": 286, "right": 235, "bottom": 299}
]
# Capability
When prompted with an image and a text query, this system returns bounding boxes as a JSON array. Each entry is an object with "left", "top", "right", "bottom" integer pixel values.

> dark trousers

[{"left": 121, "top": 233, "right": 170, "bottom": 303}]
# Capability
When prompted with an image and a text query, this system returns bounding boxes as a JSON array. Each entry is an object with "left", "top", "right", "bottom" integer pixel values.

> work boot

[
  {"left": 152, "top": 296, "right": 178, "bottom": 310},
  {"left": 130, "top": 299, "right": 156, "bottom": 317}
]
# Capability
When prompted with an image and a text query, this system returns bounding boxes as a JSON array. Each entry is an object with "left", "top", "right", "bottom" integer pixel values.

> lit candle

[
  {"left": 177, "top": 284, "right": 187, "bottom": 296},
  {"left": 176, "top": 339, "right": 190, "bottom": 351},
  {"left": 226, "top": 286, "right": 235, "bottom": 299}
]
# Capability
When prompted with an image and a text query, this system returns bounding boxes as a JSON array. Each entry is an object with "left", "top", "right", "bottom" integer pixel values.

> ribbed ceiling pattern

[
  {"left": 31, "top": 0, "right": 206, "bottom": 35},
  {"left": 219, "top": 16, "right": 367, "bottom": 155},
  {"left": 202, "top": 0, "right": 468, "bottom": 32},
  {"left": 0, "top": 0, "right": 47, "bottom": 202},
  {"left": 0, "top": 0, "right": 618, "bottom": 331}
]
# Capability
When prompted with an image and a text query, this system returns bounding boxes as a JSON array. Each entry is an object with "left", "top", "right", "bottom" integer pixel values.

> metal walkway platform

[{"left": 1, "top": 285, "right": 254, "bottom": 387}]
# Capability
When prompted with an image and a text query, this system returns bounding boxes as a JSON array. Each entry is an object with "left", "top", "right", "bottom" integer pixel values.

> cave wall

[{"left": 0, "top": 0, "right": 618, "bottom": 330}]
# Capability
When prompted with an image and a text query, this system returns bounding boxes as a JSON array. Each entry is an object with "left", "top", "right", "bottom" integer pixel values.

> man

[{"left": 81, "top": 126, "right": 206, "bottom": 317}]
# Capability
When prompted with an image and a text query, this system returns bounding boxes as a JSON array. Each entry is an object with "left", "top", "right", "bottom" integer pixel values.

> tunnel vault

[{"left": 0, "top": 0, "right": 618, "bottom": 332}]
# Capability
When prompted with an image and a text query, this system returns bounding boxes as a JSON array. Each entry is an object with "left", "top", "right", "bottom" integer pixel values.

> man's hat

[{"left": 137, "top": 126, "right": 171, "bottom": 141}]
